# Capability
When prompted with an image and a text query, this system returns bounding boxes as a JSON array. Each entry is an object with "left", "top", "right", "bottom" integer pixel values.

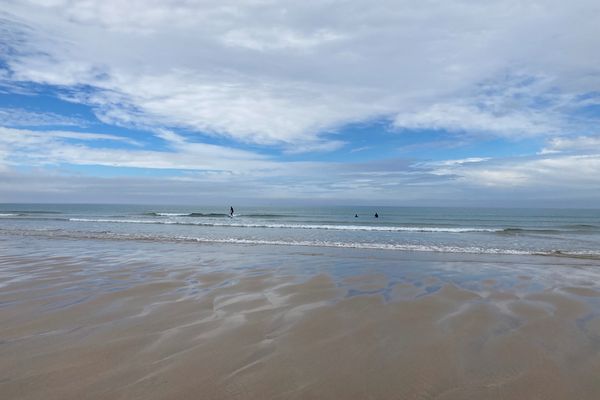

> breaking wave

[{"left": 69, "top": 218, "right": 501, "bottom": 232}]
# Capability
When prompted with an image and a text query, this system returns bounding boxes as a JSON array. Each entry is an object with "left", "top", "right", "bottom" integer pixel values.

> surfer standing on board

[{"left": 230, "top": 206, "right": 234, "bottom": 217}]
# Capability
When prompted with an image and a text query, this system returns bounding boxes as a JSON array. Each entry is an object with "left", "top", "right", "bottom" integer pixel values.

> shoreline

[{"left": 2, "top": 228, "right": 600, "bottom": 261}]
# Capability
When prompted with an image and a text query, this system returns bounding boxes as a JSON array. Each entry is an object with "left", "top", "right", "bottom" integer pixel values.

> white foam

[
  {"left": 70, "top": 218, "right": 158, "bottom": 224},
  {"left": 154, "top": 213, "right": 191, "bottom": 216},
  {"left": 177, "top": 236, "right": 533, "bottom": 255},
  {"left": 0, "top": 213, "right": 18, "bottom": 217},
  {"left": 68, "top": 218, "right": 499, "bottom": 233},
  {"left": 222, "top": 223, "right": 499, "bottom": 232}
]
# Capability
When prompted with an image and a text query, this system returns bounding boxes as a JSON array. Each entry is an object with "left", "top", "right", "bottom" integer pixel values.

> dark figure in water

[
  {"left": 230, "top": 206, "right": 234, "bottom": 217},
  {"left": 374, "top": 212, "right": 379, "bottom": 218},
  {"left": 355, "top": 214, "right": 358, "bottom": 218}
]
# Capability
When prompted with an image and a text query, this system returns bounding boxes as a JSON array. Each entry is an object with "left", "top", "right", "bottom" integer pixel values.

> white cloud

[
  {"left": 458, "top": 168, "right": 530, "bottom": 187},
  {"left": 428, "top": 153, "right": 600, "bottom": 188},
  {"left": 0, "top": 108, "right": 86, "bottom": 127},
  {"left": 1, "top": 0, "right": 599, "bottom": 147},
  {"left": 0, "top": 126, "right": 276, "bottom": 171},
  {"left": 540, "top": 136, "right": 600, "bottom": 155},
  {"left": 222, "top": 28, "right": 346, "bottom": 51},
  {"left": 436, "top": 158, "right": 491, "bottom": 166},
  {"left": 0, "top": 126, "right": 139, "bottom": 145},
  {"left": 393, "top": 101, "right": 559, "bottom": 137}
]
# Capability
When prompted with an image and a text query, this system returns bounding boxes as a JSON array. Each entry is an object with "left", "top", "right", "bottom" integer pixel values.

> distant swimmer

[
  {"left": 230, "top": 206, "right": 234, "bottom": 217},
  {"left": 374, "top": 212, "right": 379, "bottom": 218},
  {"left": 355, "top": 214, "right": 358, "bottom": 218}
]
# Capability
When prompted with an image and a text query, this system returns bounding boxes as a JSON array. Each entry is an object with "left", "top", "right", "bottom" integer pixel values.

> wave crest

[{"left": 68, "top": 218, "right": 500, "bottom": 232}]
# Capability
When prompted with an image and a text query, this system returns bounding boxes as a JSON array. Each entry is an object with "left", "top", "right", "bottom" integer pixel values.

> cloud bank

[{"left": 3, "top": 0, "right": 600, "bottom": 144}]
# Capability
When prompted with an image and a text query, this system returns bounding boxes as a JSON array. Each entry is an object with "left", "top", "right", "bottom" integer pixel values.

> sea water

[{"left": 1, "top": 204, "right": 600, "bottom": 257}]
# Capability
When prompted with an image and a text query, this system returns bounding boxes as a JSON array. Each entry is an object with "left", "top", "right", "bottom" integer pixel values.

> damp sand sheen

[{"left": 2, "top": 205, "right": 600, "bottom": 399}]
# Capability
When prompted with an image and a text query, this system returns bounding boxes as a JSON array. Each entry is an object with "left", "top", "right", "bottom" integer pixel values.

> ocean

[{"left": 1, "top": 204, "right": 599, "bottom": 257}]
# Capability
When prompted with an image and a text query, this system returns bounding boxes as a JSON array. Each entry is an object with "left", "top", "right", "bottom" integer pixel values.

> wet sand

[{"left": 2, "top": 240, "right": 600, "bottom": 399}]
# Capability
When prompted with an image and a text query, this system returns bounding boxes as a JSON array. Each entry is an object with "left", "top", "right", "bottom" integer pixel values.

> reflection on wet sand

[{"left": 2, "top": 245, "right": 600, "bottom": 399}]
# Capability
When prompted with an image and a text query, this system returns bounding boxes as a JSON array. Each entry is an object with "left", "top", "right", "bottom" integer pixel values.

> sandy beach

[{"left": 2, "top": 238, "right": 600, "bottom": 399}]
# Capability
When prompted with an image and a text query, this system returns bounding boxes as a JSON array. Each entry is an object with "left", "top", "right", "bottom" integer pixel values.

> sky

[{"left": 1, "top": 0, "right": 600, "bottom": 206}]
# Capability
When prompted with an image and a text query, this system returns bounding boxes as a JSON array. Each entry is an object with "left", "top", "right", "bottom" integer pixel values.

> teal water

[{"left": 1, "top": 204, "right": 600, "bottom": 257}]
